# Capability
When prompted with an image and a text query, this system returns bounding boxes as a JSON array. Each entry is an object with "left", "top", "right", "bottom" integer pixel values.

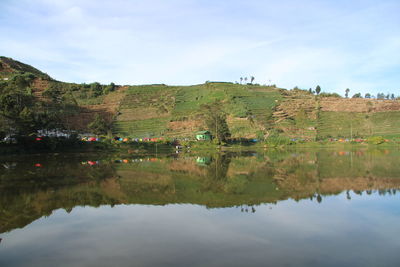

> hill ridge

[{"left": 1, "top": 57, "right": 400, "bottom": 140}]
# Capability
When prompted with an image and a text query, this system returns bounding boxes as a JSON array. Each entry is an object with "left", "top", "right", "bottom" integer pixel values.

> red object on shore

[
  {"left": 35, "top": 163, "right": 42, "bottom": 167},
  {"left": 36, "top": 137, "right": 42, "bottom": 141}
]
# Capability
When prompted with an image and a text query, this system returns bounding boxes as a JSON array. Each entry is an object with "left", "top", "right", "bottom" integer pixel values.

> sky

[{"left": 1, "top": 0, "right": 399, "bottom": 95}]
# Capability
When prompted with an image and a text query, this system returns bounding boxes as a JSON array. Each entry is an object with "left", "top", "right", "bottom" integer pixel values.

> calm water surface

[{"left": 1, "top": 149, "right": 400, "bottom": 266}]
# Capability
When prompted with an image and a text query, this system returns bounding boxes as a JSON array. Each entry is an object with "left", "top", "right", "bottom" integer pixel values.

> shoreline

[{"left": 1, "top": 139, "right": 399, "bottom": 157}]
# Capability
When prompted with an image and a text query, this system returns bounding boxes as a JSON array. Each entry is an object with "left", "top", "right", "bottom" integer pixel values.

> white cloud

[{"left": 0, "top": 0, "right": 399, "bottom": 93}]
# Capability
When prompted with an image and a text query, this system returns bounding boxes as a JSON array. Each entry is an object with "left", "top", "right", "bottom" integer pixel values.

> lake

[{"left": 1, "top": 148, "right": 400, "bottom": 266}]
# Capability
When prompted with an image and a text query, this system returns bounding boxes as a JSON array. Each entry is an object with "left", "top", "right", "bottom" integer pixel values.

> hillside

[
  {"left": 1, "top": 56, "right": 400, "bottom": 140},
  {"left": 0, "top": 56, "right": 50, "bottom": 79}
]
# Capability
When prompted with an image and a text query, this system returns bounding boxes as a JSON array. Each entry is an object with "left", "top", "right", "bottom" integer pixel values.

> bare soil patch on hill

[
  {"left": 320, "top": 98, "right": 400, "bottom": 112},
  {"left": 66, "top": 86, "right": 128, "bottom": 130}
]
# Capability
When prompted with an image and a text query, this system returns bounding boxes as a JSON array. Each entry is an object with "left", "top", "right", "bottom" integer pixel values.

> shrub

[
  {"left": 319, "top": 92, "right": 342, "bottom": 98},
  {"left": 264, "top": 136, "right": 293, "bottom": 146},
  {"left": 368, "top": 136, "right": 385, "bottom": 145}
]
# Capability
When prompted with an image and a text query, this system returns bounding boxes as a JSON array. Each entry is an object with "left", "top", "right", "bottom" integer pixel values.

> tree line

[{"left": 305, "top": 85, "right": 399, "bottom": 99}]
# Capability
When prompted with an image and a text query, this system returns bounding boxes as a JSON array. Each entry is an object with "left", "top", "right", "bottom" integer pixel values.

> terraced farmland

[
  {"left": 317, "top": 111, "right": 400, "bottom": 139},
  {"left": 113, "top": 117, "right": 170, "bottom": 137},
  {"left": 3, "top": 56, "right": 399, "bottom": 140},
  {"left": 112, "top": 83, "right": 282, "bottom": 138}
]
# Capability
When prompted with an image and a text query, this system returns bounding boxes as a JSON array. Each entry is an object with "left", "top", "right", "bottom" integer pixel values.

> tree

[
  {"left": 345, "top": 88, "right": 350, "bottom": 98},
  {"left": 0, "top": 73, "right": 78, "bottom": 137},
  {"left": 240, "top": 77, "right": 243, "bottom": 84},
  {"left": 201, "top": 102, "right": 231, "bottom": 143},
  {"left": 0, "top": 77, "right": 37, "bottom": 135},
  {"left": 391, "top": 94, "right": 395, "bottom": 100},
  {"left": 103, "top": 82, "right": 116, "bottom": 94},
  {"left": 365, "top": 93, "right": 371, "bottom": 98},
  {"left": 90, "top": 82, "right": 103, "bottom": 97},
  {"left": 244, "top": 77, "right": 248, "bottom": 83},
  {"left": 309, "top": 88, "right": 312, "bottom": 94},
  {"left": 88, "top": 114, "right": 109, "bottom": 135},
  {"left": 250, "top": 76, "right": 255, "bottom": 84},
  {"left": 315, "top": 85, "right": 321, "bottom": 95},
  {"left": 352, "top": 93, "right": 362, "bottom": 98}
]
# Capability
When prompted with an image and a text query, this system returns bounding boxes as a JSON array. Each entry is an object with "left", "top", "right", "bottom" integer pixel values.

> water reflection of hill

[{"left": 1, "top": 149, "right": 400, "bottom": 233}]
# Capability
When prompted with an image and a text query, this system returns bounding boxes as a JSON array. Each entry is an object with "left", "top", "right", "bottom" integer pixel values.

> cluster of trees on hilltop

[
  {"left": 0, "top": 70, "right": 121, "bottom": 140},
  {"left": 348, "top": 90, "right": 397, "bottom": 99},
  {"left": 66, "top": 82, "right": 116, "bottom": 99},
  {"left": 307, "top": 85, "right": 341, "bottom": 97},
  {"left": 235, "top": 76, "right": 256, "bottom": 85},
  {"left": 300, "top": 85, "right": 399, "bottom": 99}
]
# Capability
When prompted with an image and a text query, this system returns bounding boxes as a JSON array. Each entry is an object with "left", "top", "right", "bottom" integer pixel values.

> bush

[
  {"left": 319, "top": 92, "right": 342, "bottom": 98},
  {"left": 264, "top": 136, "right": 293, "bottom": 146},
  {"left": 368, "top": 136, "right": 385, "bottom": 145}
]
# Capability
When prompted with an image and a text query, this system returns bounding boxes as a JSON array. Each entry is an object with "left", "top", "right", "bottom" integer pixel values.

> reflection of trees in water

[
  {"left": 201, "top": 153, "right": 232, "bottom": 192},
  {"left": 238, "top": 204, "right": 256, "bottom": 213},
  {"left": 270, "top": 150, "right": 400, "bottom": 203},
  {"left": 345, "top": 189, "right": 397, "bottom": 201},
  {"left": 2, "top": 150, "right": 400, "bottom": 232},
  {"left": 0, "top": 157, "right": 117, "bottom": 233},
  {"left": 378, "top": 189, "right": 397, "bottom": 195},
  {"left": 201, "top": 153, "right": 252, "bottom": 194},
  {"left": 207, "top": 153, "right": 231, "bottom": 180}
]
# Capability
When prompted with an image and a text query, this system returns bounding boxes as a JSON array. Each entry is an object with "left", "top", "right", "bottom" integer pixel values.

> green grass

[
  {"left": 242, "top": 90, "right": 282, "bottom": 125},
  {"left": 113, "top": 117, "right": 170, "bottom": 137},
  {"left": 318, "top": 112, "right": 370, "bottom": 139},
  {"left": 172, "top": 84, "right": 281, "bottom": 122},
  {"left": 370, "top": 112, "right": 400, "bottom": 137},
  {"left": 122, "top": 85, "right": 177, "bottom": 109},
  {"left": 317, "top": 111, "right": 400, "bottom": 139},
  {"left": 173, "top": 84, "right": 228, "bottom": 117},
  {"left": 74, "top": 95, "right": 105, "bottom": 105},
  {"left": 229, "top": 119, "right": 256, "bottom": 137}
]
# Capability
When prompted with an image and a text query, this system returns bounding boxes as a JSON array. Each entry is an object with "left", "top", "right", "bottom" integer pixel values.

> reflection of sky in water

[{"left": 1, "top": 192, "right": 400, "bottom": 267}]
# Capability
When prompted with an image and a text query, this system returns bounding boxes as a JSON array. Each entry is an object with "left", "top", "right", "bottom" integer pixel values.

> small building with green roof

[{"left": 195, "top": 130, "right": 212, "bottom": 141}]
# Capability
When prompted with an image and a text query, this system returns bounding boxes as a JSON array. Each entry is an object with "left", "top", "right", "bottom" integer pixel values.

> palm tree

[
  {"left": 240, "top": 77, "right": 243, "bottom": 84},
  {"left": 250, "top": 76, "right": 255, "bottom": 84}
]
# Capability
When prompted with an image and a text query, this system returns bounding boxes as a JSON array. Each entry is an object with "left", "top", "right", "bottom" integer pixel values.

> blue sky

[{"left": 1, "top": 0, "right": 399, "bottom": 95}]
